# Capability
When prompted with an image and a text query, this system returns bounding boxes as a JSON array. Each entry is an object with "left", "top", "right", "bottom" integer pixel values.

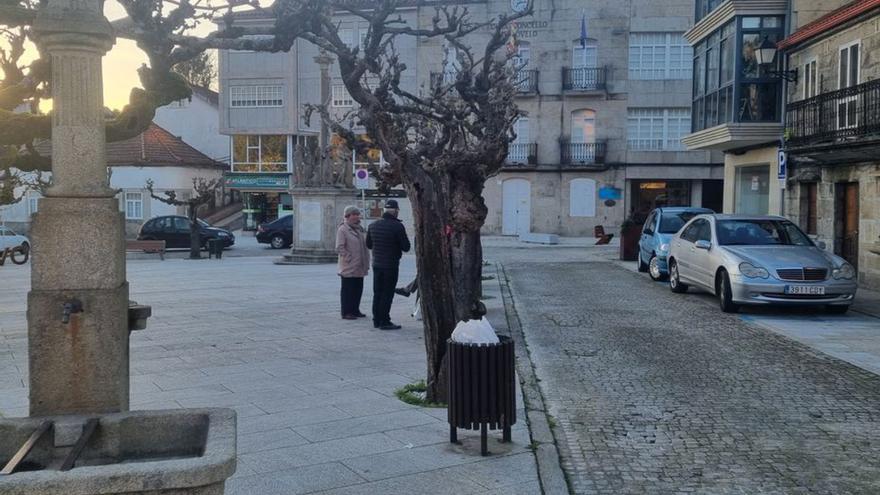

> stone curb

[{"left": 494, "top": 263, "right": 571, "bottom": 495}]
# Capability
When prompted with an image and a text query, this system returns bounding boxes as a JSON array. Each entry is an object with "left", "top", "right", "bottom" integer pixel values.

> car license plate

[{"left": 785, "top": 285, "right": 825, "bottom": 295}]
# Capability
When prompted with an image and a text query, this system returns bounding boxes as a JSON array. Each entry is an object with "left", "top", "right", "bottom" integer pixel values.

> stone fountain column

[
  {"left": 277, "top": 52, "right": 356, "bottom": 265},
  {"left": 0, "top": 2, "right": 237, "bottom": 490},
  {"left": 28, "top": 0, "right": 130, "bottom": 416}
]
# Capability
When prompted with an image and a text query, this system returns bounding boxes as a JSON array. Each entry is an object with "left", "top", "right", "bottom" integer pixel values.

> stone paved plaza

[
  {"left": 503, "top": 252, "right": 880, "bottom": 494},
  {"left": 0, "top": 254, "right": 538, "bottom": 494},
  {"left": 4, "top": 240, "right": 880, "bottom": 494}
]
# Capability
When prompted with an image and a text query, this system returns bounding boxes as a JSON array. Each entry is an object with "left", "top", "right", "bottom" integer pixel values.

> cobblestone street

[{"left": 500, "top": 247, "right": 880, "bottom": 494}]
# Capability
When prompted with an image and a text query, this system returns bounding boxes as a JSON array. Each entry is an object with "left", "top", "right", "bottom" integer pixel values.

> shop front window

[
  {"left": 232, "top": 135, "right": 290, "bottom": 173},
  {"left": 243, "top": 192, "right": 285, "bottom": 230},
  {"left": 735, "top": 165, "right": 769, "bottom": 215},
  {"left": 631, "top": 180, "right": 692, "bottom": 222}
]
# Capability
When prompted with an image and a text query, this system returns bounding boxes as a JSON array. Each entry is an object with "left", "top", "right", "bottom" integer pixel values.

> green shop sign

[{"left": 224, "top": 173, "right": 290, "bottom": 190}]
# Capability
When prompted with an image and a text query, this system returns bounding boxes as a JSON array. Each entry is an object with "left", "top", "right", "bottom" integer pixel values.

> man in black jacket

[{"left": 366, "top": 199, "right": 411, "bottom": 330}]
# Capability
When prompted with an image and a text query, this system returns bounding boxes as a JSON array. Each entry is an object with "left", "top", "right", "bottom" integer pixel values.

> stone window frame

[
  {"left": 628, "top": 32, "right": 692, "bottom": 80},
  {"left": 627, "top": 108, "right": 691, "bottom": 151},
  {"left": 802, "top": 57, "right": 818, "bottom": 100},
  {"left": 331, "top": 84, "right": 353, "bottom": 108},
  {"left": 571, "top": 40, "right": 598, "bottom": 69},
  {"left": 837, "top": 39, "right": 861, "bottom": 130},
  {"left": 26, "top": 190, "right": 40, "bottom": 216},
  {"left": 124, "top": 191, "right": 144, "bottom": 220},
  {"left": 229, "top": 85, "right": 283, "bottom": 108}
]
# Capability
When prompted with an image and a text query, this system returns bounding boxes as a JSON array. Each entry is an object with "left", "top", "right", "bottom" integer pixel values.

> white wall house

[
  {"left": 1, "top": 123, "right": 226, "bottom": 236},
  {"left": 154, "top": 86, "right": 230, "bottom": 163}
]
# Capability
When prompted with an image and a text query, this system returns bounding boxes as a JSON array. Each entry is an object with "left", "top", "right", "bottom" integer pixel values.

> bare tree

[
  {"left": 299, "top": 1, "right": 529, "bottom": 401},
  {"left": 0, "top": 0, "right": 528, "bottom": 402},
  {"left": 146, "top": 177, "right": 222, "bottom": 259}
]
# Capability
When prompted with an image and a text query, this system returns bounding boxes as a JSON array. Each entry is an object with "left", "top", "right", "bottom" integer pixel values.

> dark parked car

[
  {"left": 138, "top": 215, "right": 234, "bottom": 249},
  {"left": 256, "top": 215, "right": 293, "bottom": 249}
]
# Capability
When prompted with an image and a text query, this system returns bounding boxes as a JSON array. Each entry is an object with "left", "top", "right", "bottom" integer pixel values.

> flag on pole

[{"left": 579, "top": 12, "right": 588, "bottom": 49}]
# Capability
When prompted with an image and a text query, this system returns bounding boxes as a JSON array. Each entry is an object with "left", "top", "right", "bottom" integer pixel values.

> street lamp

[{"left": 755, "top": 36, "right": 798, "bottom": 83}]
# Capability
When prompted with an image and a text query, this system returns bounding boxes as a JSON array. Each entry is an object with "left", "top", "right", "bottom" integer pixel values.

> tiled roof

[
  {"left": 778, "top": 0, "right": 880, "bottom": 50},
  {"left": 34, "top": 123, "right": 225, "bottom": 169}
]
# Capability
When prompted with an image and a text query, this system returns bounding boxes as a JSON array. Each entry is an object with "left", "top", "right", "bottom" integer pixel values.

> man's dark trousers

[
  {"left": 372, "top": 267, "right": 399, "bottom": 327},
  {"left": 340, "top": 277, "right": 364, "bottom": 316}
]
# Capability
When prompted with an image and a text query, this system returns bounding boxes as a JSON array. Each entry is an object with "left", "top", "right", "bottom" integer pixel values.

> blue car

[{"left": 637, "top": 207, "right": 714, "bottom": 280}]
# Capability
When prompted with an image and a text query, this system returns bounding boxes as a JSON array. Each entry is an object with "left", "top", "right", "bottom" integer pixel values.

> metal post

[{"left": 480, "top": 423, "right": 488, "bottom": 456}]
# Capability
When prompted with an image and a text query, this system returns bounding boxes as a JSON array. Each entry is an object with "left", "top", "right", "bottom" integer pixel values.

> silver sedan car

[{"left": 667, "top": 215, "right": 857, "bottom": 314}]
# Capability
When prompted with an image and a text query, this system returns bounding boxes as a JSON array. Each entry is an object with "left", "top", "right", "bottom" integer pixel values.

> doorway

[
  {"left": 835, "top": 182, "right": 859, "bottom": 269},
  {"left": 735, "top": 165, "right": 769, "bottom": 215},
  {"left": 502, "top": 179, "right": 531, "bottom": 236},
  {"left": 702, "top": 180, "right": 724, "bottom": 213}
]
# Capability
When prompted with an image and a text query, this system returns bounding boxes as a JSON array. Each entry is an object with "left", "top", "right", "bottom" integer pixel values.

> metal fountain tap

[{"left": 61, "top": 300, "right": 83, "bottom": 324}]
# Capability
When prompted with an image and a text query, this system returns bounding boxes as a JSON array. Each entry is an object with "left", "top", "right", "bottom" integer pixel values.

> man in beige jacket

[{"left": 336, "top": 206, "right": 370, "bottom": 320}]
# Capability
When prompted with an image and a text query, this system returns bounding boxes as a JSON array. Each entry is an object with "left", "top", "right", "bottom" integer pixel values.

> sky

[
  {"left": 104, "top": 2, "right": 148, "bottom": 110},
  {"left": 103, "top": 1, "right": 213, "bottom": 110}
]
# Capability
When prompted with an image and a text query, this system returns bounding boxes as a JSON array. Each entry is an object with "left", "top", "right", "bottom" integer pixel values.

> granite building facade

[
  {"left": 780, "top": 0, "right": 880, "bottom": 289},
  {"left": 218, "top": 0, "right": 722, "bottom": 236}
]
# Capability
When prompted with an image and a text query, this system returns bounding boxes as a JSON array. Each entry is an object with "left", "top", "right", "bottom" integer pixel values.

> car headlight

[
  {"left": 739, "top": 262, "right": 769, "bottom": 279},
  {"left": 832, "top": 263, "right": 855, "bottom": 280},
  {"left": 658, "top": 243, "right": 669, "bottom": 253}
]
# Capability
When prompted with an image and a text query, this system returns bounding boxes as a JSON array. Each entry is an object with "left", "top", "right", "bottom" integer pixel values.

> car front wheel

[
  {"left": 717, "top": 270, "right": 739, "bottom": 313},
  {"left": 270, "top": 234, "right": 286, "bottom": 249},
  {"left": 648, "top": 255, "right": 664, "bottom": 281},
  {"left": 669, "top": 259, "right": 688, "bottom": 293}
]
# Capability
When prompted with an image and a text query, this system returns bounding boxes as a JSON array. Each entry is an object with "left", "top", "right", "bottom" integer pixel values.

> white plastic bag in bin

[{"left": 451, "top": 317, "right": 499, "bottom": 344}]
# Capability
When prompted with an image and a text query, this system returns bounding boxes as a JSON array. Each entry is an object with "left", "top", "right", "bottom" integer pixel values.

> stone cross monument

[
  {"left": 277, "top": 51, "right": 357, "bottom": 264},
  {"left": 29, "top": 0, "right": 130, "bottom": 416}
]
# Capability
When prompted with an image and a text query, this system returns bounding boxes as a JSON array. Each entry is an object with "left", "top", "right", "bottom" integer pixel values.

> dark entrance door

[
  {"left": 835, "top": 182, "right": 859, "bottom": 269},
  {"left": 701, "top": 180, "right": 724, "bottom": 213}
]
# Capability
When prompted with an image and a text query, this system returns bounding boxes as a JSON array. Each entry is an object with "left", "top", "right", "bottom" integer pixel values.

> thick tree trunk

[
  {"left": 188, "top": 207, "right": 201, "bottom": 259},
  {"left": 405, "top": 168, "right": 485, "bottom": 403}
]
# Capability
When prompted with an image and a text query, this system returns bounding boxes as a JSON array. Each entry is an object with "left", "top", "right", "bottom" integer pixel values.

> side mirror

[
  {"left": 695, "top": 240, "right": 711, "bottom": 250},
  {"left": 816, "top": 240, "right": 827, "bottom": 250}
]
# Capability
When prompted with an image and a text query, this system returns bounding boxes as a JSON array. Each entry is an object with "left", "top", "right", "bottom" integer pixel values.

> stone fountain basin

[{"left": 0, "top": 408, "right": 236, "bottom": 495}]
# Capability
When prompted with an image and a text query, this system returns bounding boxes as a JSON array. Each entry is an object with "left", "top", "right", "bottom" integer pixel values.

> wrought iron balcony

[
  {"left": 786, "top": 78, "right": 880, "bottom": 147},
  {"left": 560, "top": 141, "right": 607, "bottom": 166},
  {"left": 505, "top": 143, "right": 538, "bottom": 166},
  {"left": 514, "top": 70, "right": 539, "bottom": 94},
  {"left": 562, "top": 67, "right": 606, "bottom": 91}
]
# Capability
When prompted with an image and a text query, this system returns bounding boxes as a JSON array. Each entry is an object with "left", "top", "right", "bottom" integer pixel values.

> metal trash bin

[
  {"left": 207, "top": 239, "right": 223, "bottom": 259},
  {"left": 447, "top": 335, "right": 516, "bottom": 456}
]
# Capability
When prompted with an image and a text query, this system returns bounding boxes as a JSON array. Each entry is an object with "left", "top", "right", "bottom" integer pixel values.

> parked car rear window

[
  {"left": 659, "top": 212, "right": 703, "bottom": 234},
  {"left": 717, "top": 220, "right": 812, "bottom": 246}
]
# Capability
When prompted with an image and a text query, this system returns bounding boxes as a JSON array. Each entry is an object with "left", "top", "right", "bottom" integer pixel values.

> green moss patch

[{"left": 394, "top": 380, "right": 446, "bottom": 408}]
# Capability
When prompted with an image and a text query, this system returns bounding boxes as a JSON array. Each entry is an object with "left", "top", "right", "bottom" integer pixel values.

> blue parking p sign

[{"left": 777, "top": 149, "right": 787, "bottom": 181}]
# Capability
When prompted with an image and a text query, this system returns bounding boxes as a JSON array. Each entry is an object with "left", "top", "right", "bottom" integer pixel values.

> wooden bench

[{"left": 126, "top": 240, "right": 166, "bottom": 260}]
